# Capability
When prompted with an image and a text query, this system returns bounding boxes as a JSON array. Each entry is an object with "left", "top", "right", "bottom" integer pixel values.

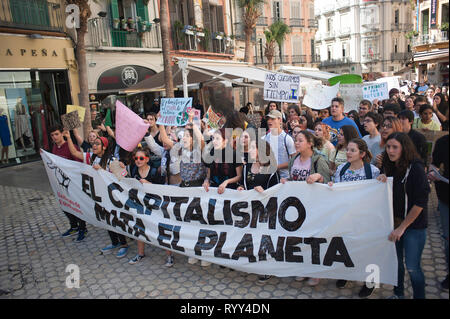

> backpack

[{"left": 339, "top": 162, "right": 373, "bottom": 182}]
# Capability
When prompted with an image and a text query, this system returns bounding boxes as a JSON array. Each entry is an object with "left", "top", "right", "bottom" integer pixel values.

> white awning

[{"left": 414, "top": 49, "right": 449, "bottom": 63}]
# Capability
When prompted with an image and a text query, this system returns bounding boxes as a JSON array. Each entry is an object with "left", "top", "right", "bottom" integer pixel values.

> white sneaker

[
  {"left": 188, "top": 257, "right": 198, "bottom": 264},
  {"left": 295, "top": 277, "right": 306, "bottom": 282},
  {"left": 200, "top": 260, "right": 211, "bottom": 267},
  {"left": 307, "top": 278, "right": 320, "bottom": 286}
]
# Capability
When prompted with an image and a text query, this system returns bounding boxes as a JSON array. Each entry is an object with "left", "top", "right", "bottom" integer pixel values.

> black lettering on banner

[
  {"left": 107, "top": 182, "right": 123, "bottom": 208},
  {"left": 231, "top": 202, "right": 250, "bottom": 228},
  {"left": 250, "top": 198, "right": 278, "bottom": 229},
  {"left": 160, "top": 196, "right": 171, "bottom": 219},
  {"left": 194, "top": 229, "right": 218, "bottom": 256},
  {"left": 214, "top": 232, "right": 230, "bottom": 259},
  {"left": 223, "top": 200, "right": 233, "bottom": 225},
  {"left": 278, "top": 197, "right": 306, "bottom": 232},
  {"left": 258, "top": 235, "right": 285, "bottom": 262},
  {"left": 171, "top": 197, "right": 189, "bottom": 221},
  {"left": 304, "top": 237, "right": 327, "bottom": 265},
  {"left": 94, "top": 202, "right": 110, "bottom": 223},
  {"left": 134, "top": 218, "right": 150, "bottom": 242},
  {"left": 285, "top": 237, "right": 303, "bottom": 263},
  {"left": 157, "top": 223, "right": 173, "bottom": 249},
  {"left": 143, "top": 193, "right": 161, "bottom": 215},
  {"left": 184, "top": 197, "right": 207, "bottom": 224},
  {"left": 207, "top": 199, "right": 224, "bottom": 225},
  {"left": 88, "top": 175, "right": 102, "bottom": 202},
  {"left": 82, "top": 174, "right": 91, "bottom": 198},
  {"left": 323, "top": 237, "right": 355, "bottom": 267},
  {"left": 231, "top": 233, "right": 256, "bottom": 263},
  {"left": 120, "top": 212, "right": 134, "bottom": 235},
  {"left": 124, "top": 188, "right": 144, "bottom": 214},
  {"left": 171, "top": 226, "right": 185, "bottom": 252},
  {"left": 110, "top": 210, "right": 126, "bottom": 231}
]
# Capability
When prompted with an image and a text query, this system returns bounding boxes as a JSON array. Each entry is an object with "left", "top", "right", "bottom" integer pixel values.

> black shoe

[
  {"left": 441, "top": 275, "right": 449, "bottom": 291},
  {"left": 358, "top": 284, "right": 375, "bottom": 298},
  {"left": 258, "top": 275, "right": 272, "bottom": 284},
  {"left": 336, "top": 280, "right": 348, "bottom": 289}
]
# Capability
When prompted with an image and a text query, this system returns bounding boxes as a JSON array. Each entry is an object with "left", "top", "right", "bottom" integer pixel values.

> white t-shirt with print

[
  {"left": 334, "top": 163, "right": 380, "bottom": 183},
  {"left": 265, "top": 131, "right": 296, "bottom": 179}
]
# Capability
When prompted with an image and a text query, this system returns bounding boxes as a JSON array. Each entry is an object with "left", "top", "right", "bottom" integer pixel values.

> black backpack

[{"left": 339, "top": 162, "right": 373, "bottom": 182}]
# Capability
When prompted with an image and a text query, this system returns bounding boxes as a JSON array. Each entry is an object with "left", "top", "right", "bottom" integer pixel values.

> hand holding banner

[{"left": 115, "top": 100, "right": 149, "bottom": 152}]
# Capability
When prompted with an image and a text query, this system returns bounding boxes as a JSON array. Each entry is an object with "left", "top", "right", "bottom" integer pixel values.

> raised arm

[
  {"left": 62, "top": 130, "right": 83, "bottom": 161},
  {"left": 158, "top": 125, "right": 175, "bottom": 149},
  {"left": 144, "top": 134, "right": 163, "bottom": 157},
  {"left": 72, "top": 128, "right": 84, "bottom": 147}
]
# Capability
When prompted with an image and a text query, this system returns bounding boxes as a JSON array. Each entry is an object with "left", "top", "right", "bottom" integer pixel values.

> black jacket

[{"left": 432, "top": 135, "right": 449, "bottom": 205}]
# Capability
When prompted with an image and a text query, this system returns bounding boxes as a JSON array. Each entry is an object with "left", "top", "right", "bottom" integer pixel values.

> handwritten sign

[
  {"left": 115, "top": 101, "right": 150, "bottom": 152},
  {"left": 375, "top": 76, "right": 400, "bottom": 93},
  {"left": 339, "top": 84, "right": 363, "bottom": 112},
  {"left": 61, "top": 111, "right": 81, "bottom": 130},
  {"left": 303, "top": 83, "right": 340, "bottom": 110},
  {"left": 204, "top": 106, "right": 223, "bottom": 130},
  {"left": 363, "top": 82, "right": 389, "bottom": 101},
  {"left": 157, "top": 98, "right": 193, "bottom": 126},
  {"left": 264, "top": 72, "right": 300, "bottom": 103},
  {"left": 66, "top": 105, "right": 86, "bottom": 122}
]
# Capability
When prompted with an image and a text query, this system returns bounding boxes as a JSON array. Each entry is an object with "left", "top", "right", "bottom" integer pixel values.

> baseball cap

[{"left": 266, "top": 110, "right": 283, "bottom": 119}]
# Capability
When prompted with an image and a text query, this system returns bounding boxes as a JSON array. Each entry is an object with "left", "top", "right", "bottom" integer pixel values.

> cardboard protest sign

[
  {"left": 204, "top": 106, "right": 223, "bottom": 130},
  {"left": 42, "top": 149, "right": 398, "bottom": 284},
  {"left": 66, "top": 105, "right": 85, "bottom": 122},
  {"left": 61, "top": 111, "right": 81, "bottom": 130},
  {"left": 375, "top": 76, "right": 400, "bottom": 93},
  {"left": 115, "top": 100, "right": 149, "bottom": 152},
  {"left": 363, "top": 82, "right": 389, "bottom": 101},
  {"left": 338, "top": 84, "right": 363, "bottom": 112},
  {"left": 157, "top": 98, "right": 193, "bottom": 126},
  {"left": 303, "top": 83, "right": 340, "bottom": 109},
  {"left": 264, "top": 72, "right": 300, "bottom": 103}
]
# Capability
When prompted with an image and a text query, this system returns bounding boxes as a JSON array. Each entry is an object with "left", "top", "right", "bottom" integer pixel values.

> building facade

[
  {"left": 0, "top": 0, "right": 80, "bottom": 166},
  {"left": 314, "top": 0, "right": 414, "bottom": 77},
  {"left": 412, "top": 0, "right": 449, "bottom": 85}
]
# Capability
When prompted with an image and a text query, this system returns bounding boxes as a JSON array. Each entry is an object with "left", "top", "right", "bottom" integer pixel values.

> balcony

[
  {"left": 0, "top": 0, "right": 65, "bottom": 33},
  {"left": 320, "top": 57, "right": 352, "bottom": 67},
  {"left": 272, "top": 17, "right": 286, "bottom": 24},
  {"left": 292, "top": 55, "right": 306, "bottom": 63},
  {"left": 88, "top": 17, "right": 161, "bottom": 49},
  {"left": 324, "top": 30, "right": 335, "bottom": 40},
  {"left": 362, "top": 52, "right": 380, "bottom": 62},
  {"left": 255, "top": 55, "right": 268, "bottom": 65},
  {"left": 274, "top": 55, "right": 289, "bottom": 64},
  {"left": 412, "top": 31, "right": 449, "bottom": 46},
  {"left": 256, "top": 17, "right": 268, "bottom": 26},
  {"left": 233, "top": 23, "right": 256, "bottom": 42},
  {"left": 391, "top": 52, "right": 413, "bottom": 61},
  {"left": 391, "top": 23, "right": 401, "bottom": 31},
  {"left": 308, "top": 19, "right": 318, "bottom": 28},
  {"left": 338, "top": 27, "right": 351, "bottom": 37},
  {"left": 361, "top": 23, "right": 380, "bottom": 32},
  {"left": 289, "top": 18, "right": 304, "bottom": 27},
  {"left": 311, "top": 54, "right": 321, "bottom": 63}
]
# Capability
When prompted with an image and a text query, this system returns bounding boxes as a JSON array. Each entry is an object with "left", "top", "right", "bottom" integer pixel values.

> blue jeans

[
  {"left": 438, "top": 201, "right": 449, "bottom": 270},
  {"left": 394, "top": 228, "right": 426, "bottom": 299}
]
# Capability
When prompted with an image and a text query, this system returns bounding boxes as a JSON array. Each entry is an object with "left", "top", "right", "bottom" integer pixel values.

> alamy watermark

[
  {"left": 65, "top": 4, "right": 80, "bottom": 29},
  {"left": 365, "top": 264, "right": 380, "bottom": 289},
  {"left": 65, "top": 264, "right": 80, "bottom": 289}
]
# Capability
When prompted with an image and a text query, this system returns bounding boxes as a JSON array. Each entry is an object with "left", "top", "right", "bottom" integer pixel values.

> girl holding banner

[{"left": 377, "top": 132, "right": 430, "bottom": 299}]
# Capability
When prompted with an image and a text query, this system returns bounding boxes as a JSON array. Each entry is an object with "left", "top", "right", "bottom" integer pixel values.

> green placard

[{"left": 328, "top": 74, "right": 363, "bottom": 86}]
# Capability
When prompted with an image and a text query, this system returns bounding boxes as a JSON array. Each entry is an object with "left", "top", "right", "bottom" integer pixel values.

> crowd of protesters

[{"left": 48, "top": 83, "right": 449, "bottom": 299}]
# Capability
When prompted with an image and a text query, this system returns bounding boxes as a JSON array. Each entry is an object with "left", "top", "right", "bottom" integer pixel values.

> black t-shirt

[
  {"left": 80, "top": 141, "right": 92, "bottom": 153},
  {"left": 207, "top": 148, "right": 243, "bottom": 189},
  {"left": 240, "top": 163, "right": 279, "bottom": 190},
  {"left": 432, "top": 135, "right": 449, "bottom": 205},
  {"left": 129, "top": 164, "right": 165, "bottom": 185}
]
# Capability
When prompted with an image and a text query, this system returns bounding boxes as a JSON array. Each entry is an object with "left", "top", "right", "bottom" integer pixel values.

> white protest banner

[
  {"left": 303, "top": 83, "right": 340, "bottom": 110},
  {"left": 363, "top": 82, "right": 389, "bottom": 102},
  {"left": 41, "top": 150, "right": 397, "bottom": 284},
  {"left": 115, "top": 101, "right": 150, "bottom": 152},
  {"left": 157, "top": 97, "right": 193, "bottom": 126},
  {"left": 339, "top": 83, "right": 363, "bottom": 112},
  {"left": 264, "top": 72, "right": 300, "bottom": 103},
  {"left": 376, "top": 76, "right": 400, "bottom": 93}
]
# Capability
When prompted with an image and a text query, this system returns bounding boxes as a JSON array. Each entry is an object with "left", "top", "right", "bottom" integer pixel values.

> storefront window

[{"left": 0, "top": 70, "right": 71, "bottom": 166}]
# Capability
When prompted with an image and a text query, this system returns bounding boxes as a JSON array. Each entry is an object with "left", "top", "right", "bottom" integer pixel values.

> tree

[
  {"left": 65, "top": 0, "right": 93, "bottom": 138},
  {"left": 160, "top": 0, "right": 175, "bottom": 98},
  {"left": 264, "top": 20, "right": 290, "bottom": 70},
  {"left": 236, "top": 0, "right": 265, "bottom": 64}
]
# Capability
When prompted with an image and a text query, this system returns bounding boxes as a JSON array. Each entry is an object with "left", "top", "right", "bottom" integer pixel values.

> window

[
  {"left": 342, "top": 43, "right": 346, "bottom": 58},
  {"left": 422, "top": 9, "right": 429, "bottom": 34},
  {"left": 327, "top": 46, "right": 332, "bottom": 60},
  {"left": 327, "top": 17, "right": 332, "bottom": 32},
  {"left": 309, "top": 3, "right": 314, "bottom": 19},
  {"left": 442, "top": 4, "right": 449, "bottom": 24},
  {"left": 394, "top": 38, "right": 398, "bottom": 53},
  {"left": 394, "top": 9, "right": 399, "bottom": 25},
  {"left": 273, "top": 1, "right": 282, "bottom": 19},
  {"left": 290, "top": 1, "right": 301, "bottom": 19}
]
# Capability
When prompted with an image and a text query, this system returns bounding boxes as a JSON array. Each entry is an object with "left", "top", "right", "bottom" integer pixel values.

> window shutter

[
  {"left": 202, "top": 0, "right": 211, "bottom": 30},
  {"left": 110, "top": 0, "right": 119, "bottom": 20},
  {"left": 136, "top": 0, "right": 149, "bottom": 22},
  {"left": 217, "top": 5, "right": 224, "bottom": 32}
]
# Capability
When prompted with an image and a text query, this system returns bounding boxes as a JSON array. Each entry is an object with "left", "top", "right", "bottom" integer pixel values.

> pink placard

[{"left": 115, "top": 101, "right": 150, "bottom": 152}]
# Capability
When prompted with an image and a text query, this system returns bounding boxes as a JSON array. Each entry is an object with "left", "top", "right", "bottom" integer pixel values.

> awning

[
  {"left": 278, "top": 65, "right": 339, "bottom": 82},
  {"left": 414, "top": 49, "right": 449, "bottom": 63}
]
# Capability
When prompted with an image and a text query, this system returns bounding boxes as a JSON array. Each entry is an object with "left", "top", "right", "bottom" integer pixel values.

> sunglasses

[{"left": 134, "top": 156, "right": 148, "bottom": 161}]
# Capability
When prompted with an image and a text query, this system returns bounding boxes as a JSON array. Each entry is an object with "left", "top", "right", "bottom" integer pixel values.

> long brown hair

[
  {"left": 380, "top": 116, "right": 403, "bottom": 147},
  {"left": 297, "top": 130, "right": 324, "bottom": 151},
  {"left": 348, "top": 138, "right": 373, "bottom": 163},
  {"left": 381, "top": 132, "right": 421, "bottom": 176}
]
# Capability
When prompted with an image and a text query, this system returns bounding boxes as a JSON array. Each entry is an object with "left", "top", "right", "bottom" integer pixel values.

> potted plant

[
  {"left": 174, "top": 20, "right": 185, "bottom": 48},
  {"left": 127, "top": 17, "right": 136, "bottom": 29},
  {"left": 113, "top": 18, "right": 120, "bottom": 29},
  {"left": 201, "top": 27, "right": 210, "bottom": 51},
  {"left": 441, "top": 22, "right": 449, "bottom": 32},
  {"left": 121, "top": 18, "right": 128, "bottom": 30},
  {"left": 183, "top": 25, "right": 195, "bottom": 35}
]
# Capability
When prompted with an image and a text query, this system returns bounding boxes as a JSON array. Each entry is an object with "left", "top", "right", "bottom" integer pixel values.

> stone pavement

[{"left": 0, "top": 183, "right": 448, "bottom": 300}]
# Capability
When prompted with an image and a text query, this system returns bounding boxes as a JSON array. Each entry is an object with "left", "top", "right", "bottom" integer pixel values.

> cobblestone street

[{"left": 0, "top": 181, "right": 448, "bottom": 300}]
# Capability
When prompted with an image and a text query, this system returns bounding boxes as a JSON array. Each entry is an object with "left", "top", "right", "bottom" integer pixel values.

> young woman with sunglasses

[
  {"left": 64, "top": 131, "right": 130, "bottom": 259},
  {"left": 377, "top": 132, "right": 430, "bottom": 299},
  {"left": 370, "top": 116, "right": 403, "bottom": 168}
]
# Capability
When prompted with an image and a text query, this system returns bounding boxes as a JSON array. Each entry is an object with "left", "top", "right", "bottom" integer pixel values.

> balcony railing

[
  {"left": 311, "top": 54, "right": 321, "bottom": 63},
  {"left": 0, "top": 0, "right": 65, "bottom": 32},
  {"left": 292, "top": 55, "right": 306, "bottom": 63},
  {"left": 274, "top": 55, "right": 289, "bottom": 64},
  {"left": 308, "top": 19, "right": 318, "bottom": 28},
  {"left": 255, "top": 55, "right": 268, "bottom": 65},
  {"left": 338, "top": 27, "right": 351, "bottom": 37},
  {"left": 233, "top": 23, "right": 256, "bottom": 42},
  {"left": 324, "top": 30, "right": 335, "bottom": 40},
  {"left": 256, "top": 17, "right": 268, "bottom": 26},
  {"left": 289, "top": 18, "right": 304, "bottom": 27},
  {"left": 88, "top": 17, "right": 161, "bottom": 49},
  {"left": 320, "top": 57, "right": 352, "bottom": 67},
  {"left": 272, "top": 17, "right": 286, "bottom": 24},
  {"left": 361, "top": 23, "right": 380, "bottom": 32},
  {"left": 362, "top": 52, "right": 380, "bottom": 62},
  {"left": 412, "top": 31, "right": 449, "bottom": 46},
  {"left": 391, "top": 52, "right": 413, "bottom": 61}
]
